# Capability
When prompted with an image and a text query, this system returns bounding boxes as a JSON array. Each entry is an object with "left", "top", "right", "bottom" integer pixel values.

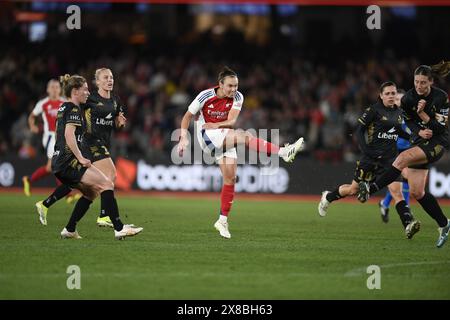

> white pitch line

[
  {"left": 0, "top": 271, "right": 312, "bottom": 279},
  {"left": 344, "top": 260, "right": 450, "bottom": 277}
]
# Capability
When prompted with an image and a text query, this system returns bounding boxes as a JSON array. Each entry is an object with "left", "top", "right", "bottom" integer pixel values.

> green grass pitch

[{"left": 0, "top": 193, "right": 449, "bottom": 299}]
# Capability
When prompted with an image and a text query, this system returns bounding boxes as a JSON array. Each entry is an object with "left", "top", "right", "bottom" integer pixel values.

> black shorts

[
  {"left": 82, "top": 142, "right": 111, "bottom": 163},
  {"left": 354, "top": 155, "right": 401, "bottom": 183},
  {"left": 408, "top": 138, "right": 446, "bottom": 170},
  {"left": 54, "top": 158, "right": 87, "bottom": 188}
]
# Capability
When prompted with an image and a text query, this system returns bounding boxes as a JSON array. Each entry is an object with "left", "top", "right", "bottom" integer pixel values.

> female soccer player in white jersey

[
  {"left": 23, "top": 79, "right": 65, "bottom": 196},
  {"left": 177, "top": 66, "right": 304, "bottom": 239}
]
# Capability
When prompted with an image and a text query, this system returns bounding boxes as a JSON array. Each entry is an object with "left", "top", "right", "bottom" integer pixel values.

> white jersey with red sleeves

[
  {"left": 32, "top": 97, "right": 64, "bottom": 133},
  {"left": 188, "top": 87, "right": 244, "bottom": 128}
]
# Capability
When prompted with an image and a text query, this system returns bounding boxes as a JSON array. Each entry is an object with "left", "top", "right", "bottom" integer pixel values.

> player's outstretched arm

[{"left": 178, "top": 111, "right": 193, "bottom": 156}]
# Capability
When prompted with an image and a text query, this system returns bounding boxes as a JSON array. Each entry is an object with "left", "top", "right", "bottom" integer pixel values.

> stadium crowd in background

[{"left": 1, "top": 28, "right": 449, "bottom": 164}]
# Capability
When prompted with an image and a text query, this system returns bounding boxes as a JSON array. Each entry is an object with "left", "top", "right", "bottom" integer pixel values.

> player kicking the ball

[{"left": 177, "top": 66, "right": 304, "bottom": 239}]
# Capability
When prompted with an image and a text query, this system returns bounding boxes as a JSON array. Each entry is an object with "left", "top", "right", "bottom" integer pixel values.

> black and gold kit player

[
  {"left": 357, "top": 63, "right": 450, "bottom": 247},
  {"left": 353, "top": 100, "right": 410, "bottom": 183},
  {"left": 52, "top": 102, "right": 87, "bottom": 187},
  {"left": 82, "top": 91, "right": 124, "bottom": 162},
  {"left": 401, "top": 86, "right": 449, "bottom": 168},
  {"left": 319, "top": 82, "right": 419, "bottom": 238}
]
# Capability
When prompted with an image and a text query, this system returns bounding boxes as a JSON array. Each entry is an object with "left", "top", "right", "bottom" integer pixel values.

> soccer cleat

[
  {"left": 405, "top": 220, "right": 421, "bottom": 239},
  {"left": 379, "top": 200, "right": 389, "bottom": 223},
  {"left": 22, "top": 176, "right": 31, "bottom": 197},
  {"left": 279, "top": 137, "right": 305, "bottom": 163},
  {"left": 60, "top": 228, "right": 82, "bottom": 239},
  {"left": 35, "top": 201, "right": 48, "bottom": 226},
  {"left": 114, "top": 224, "right": 143, "bottom": 240},
  {"left": 97, "top": 216, "right": 114, "bottom": 228},
  {"left": 436, "top": 219, "right": 450, "bottom": 248},
  {"left": 318, "top": 191, "right": 330, "bottom": 217},
  {"left": 357, "top": 181, "right": 370, "bottom": 203},
  {"left": 66, "top": 193, "right": 82, "bottom": 205},
  {"left": 214, "top": 220, "right": 231, "bottom": 239}
]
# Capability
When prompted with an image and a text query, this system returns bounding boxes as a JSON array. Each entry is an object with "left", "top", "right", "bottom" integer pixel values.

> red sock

[
  {"left": 30, "top": 166, "right": 50, "bottom": 183},
  {"left": 248, "top": 137, "right": 279, "bottom": 155},
  {"left": 220, "top": 184, "right": 235, "bottom": 216}
]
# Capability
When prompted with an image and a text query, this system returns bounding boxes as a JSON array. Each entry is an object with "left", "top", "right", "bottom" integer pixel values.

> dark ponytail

[
  {"left": 431, "top": 60, "right": 450, "bottom": 78},
  {"left": 414, "top": 60, "right": 450, "bottom": 80}
]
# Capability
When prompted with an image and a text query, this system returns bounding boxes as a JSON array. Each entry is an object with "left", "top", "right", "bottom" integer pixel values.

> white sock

[{"left": 219, "top": 215, "right": 228, "bottom": 223}]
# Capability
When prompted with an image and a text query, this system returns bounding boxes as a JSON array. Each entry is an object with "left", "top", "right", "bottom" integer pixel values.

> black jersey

[
  {"left": 356, "top": 101, "right": 408, "bottom": 159},
  {"left": 83, "top": 91, "right": 123, "bottom": 149},
  {"left": 51, "top": 102, "right": 85, "bottom": 172},
  {"left": 401, "top": 86, "right": 449, "bottom": 149}
]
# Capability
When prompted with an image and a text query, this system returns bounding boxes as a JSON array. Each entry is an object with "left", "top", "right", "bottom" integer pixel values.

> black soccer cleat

[{"left": 357, "top": 181, "right": 370, "bottom": 203}]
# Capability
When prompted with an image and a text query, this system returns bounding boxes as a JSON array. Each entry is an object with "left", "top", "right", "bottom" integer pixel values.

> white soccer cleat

[
  {"left": 35, "top": 200, "right": 48, "bottom": 226},
  {"left": 279, "top": 137, "right": 304, "bottom": 163},
  {"left": 60, "top": 228, "right": 82, "bottom": 239},
  {"left": 318, "top": 191, "right": 330, "bottom": 217},
  {"left": 114, "top": 224, "right": 143, "bottom": 240},
  {"left": 214, "top": 220, "right": 231, "bottom": 239},
  {"left": 436, "top": 219, "right": 450, "bottom": 248}
]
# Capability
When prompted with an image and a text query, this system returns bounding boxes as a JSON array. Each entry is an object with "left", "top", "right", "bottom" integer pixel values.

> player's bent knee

[
  {"left": 225, "top": 176, "right": 237, "bottom": 185},
  {"left": 90, "top": 184, "right": 102, "bottom": 195},
  {"left": 96, "top": 178, "right": 114, "bottom": 193},
  {"left": 83, "top": 190, "right": 97, "bottom": 202},
  {"left": 396, "top": 151, "right": 417, "bottom": 169},
  {"left": 104, "top": 179, "right": 114, "bottom": 191},
  {"left": 410, "top": 190, "right": 425, "bottom": 200},
  {"left": 390, "top": 192, "right": 403, "bottom": 202}
]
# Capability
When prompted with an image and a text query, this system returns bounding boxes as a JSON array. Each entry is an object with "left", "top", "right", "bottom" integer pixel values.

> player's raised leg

[{"left": 222, "top": 129, "right": 304, "bottom": 163}]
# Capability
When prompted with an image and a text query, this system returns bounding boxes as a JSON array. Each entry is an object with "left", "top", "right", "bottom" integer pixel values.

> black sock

[
  {"left": 395, "top": 200, "right": 414, "bottom": 228},
  {"left": 417, "top": 192, "right": 448, "bottom": 227},
  {"left": 66, "top": 197, "right": 92, "bottom": 232},
  {"left": 369, "top": 166, "right": 402, "bottom": 194},
  {"left": 326, "top": 188, "right": 342, "bottom": 203},
  {"left": 43, "top": 184, "right": 72, "bottom": 208},
  {"left": 101, "top": 190, "right": 124, "bottom": 231},
  {"left": 99, "top": 206, "right": 108, "bottom": 218},
  {"left": 100, "top": 198, "right": 121, "bottom": 218}
]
